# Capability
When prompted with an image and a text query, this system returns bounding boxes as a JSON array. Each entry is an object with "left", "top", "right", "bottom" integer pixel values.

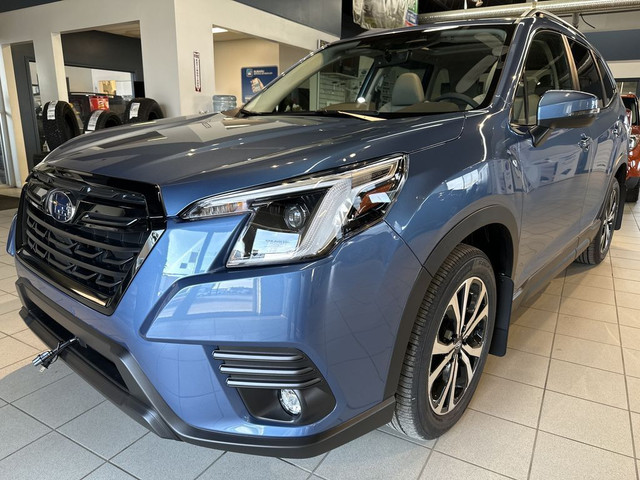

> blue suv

[{"left": 8, "top": 11, "right": 627, "bottom": 456}]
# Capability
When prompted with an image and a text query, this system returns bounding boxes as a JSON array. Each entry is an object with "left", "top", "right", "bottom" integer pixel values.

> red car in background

[{"left": 623, "top": 94, "right": 640, "bottom": 201}]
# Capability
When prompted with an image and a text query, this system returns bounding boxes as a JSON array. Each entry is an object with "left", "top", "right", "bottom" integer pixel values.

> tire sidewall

[
  {"left": 595, "top": 179, "right": 620, "bottom": 262},
  {"left": 414, "top": 251, "right": 497, "bottom": 437}
]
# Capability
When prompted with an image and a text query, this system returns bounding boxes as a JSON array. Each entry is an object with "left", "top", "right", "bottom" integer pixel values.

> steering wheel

[{"left": 434, "top": 93, "right": 479, "bottom": 109}]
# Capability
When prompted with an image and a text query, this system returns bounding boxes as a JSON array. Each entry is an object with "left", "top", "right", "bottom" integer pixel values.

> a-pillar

[{"left": 32, "top": 32, "right": 68, "bottom": 105}]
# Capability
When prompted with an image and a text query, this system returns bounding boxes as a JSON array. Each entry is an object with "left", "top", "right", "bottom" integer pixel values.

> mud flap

[{"left": 489, "top": 273, "right": 514, "bottom": 357}]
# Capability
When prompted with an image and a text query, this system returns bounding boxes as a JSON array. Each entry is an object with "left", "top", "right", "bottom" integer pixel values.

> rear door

[{"left": 568, "top": 41, "right": 623, "bottom": 229}]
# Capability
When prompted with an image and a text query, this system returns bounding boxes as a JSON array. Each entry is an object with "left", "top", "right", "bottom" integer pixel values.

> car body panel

[{"left": 49, "top": 113, "right": 464, "bottom": 216}]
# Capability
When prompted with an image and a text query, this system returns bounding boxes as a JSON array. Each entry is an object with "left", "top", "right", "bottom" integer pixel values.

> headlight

[
  {"left": 630, "top": 134, "right": 639, "bottom": 152},
  {"left": 180, "top": 155, "right": 406, "bottom": 267}
]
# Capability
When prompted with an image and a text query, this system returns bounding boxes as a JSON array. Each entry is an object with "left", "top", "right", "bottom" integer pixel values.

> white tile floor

[{"left": 1, "top": 201, "right": 640, "bottom": 480}]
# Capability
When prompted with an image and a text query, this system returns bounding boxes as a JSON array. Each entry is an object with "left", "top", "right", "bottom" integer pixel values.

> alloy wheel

[
  {"left": 427, "top": 276, "right": 488, "bottom": 416},
  {"left": 600, "top": 186, "right": 618, "bottom": 256}
]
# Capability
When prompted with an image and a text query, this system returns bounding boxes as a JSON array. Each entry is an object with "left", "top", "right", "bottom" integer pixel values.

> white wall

[
  {"left": 279, "top": 44, "right": 311, "bottom": 72},
  {"left": 214, "top": 38, "right": 279, "bottom": 102},
  {"left": 65, "top": 66, "right": 93, "bottom": 92},
  {"left": 213, "top": 40, "right": 310, "bottom": 104}
]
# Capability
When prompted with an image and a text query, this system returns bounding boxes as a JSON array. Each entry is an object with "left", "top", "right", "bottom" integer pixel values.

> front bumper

[
  {"left": 14, "top": 216, "right": 423, "bottom": 457},
  {"left": 18, "top": 279, "right": 395, "bottom": 457}
]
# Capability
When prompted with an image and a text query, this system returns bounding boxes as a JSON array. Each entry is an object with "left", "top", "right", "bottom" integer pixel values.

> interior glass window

[
  {"left": 511, "top": 31, "right": 572, "bottom": 126},
  {"left": 569, "top": 40, "right": 604, "bottom": 107}
]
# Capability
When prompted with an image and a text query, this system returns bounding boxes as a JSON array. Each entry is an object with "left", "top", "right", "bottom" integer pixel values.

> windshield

[{"left": 243, "top": 25, "right": 513, "bottom": 118}]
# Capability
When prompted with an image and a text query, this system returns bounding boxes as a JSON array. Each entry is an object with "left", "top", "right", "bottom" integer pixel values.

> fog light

[{"left": 279, "top": 388, "right": 302, "bottom": 415}]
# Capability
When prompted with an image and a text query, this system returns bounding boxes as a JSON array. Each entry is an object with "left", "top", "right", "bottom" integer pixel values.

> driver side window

[{"left": 511, "top": 31, "right": 573, "bottom": 126}]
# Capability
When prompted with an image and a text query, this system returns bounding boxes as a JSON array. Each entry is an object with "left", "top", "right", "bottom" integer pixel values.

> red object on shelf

[{"left": 89, "top": 95, "right": 109, "bottom": 111}]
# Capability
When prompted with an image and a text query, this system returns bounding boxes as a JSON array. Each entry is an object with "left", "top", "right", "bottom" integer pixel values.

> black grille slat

[
  {"left": 27, "top": 209, "right": 141, "bottom": 253},
  {"left": 80, "top": 212, "right": 140, "bottom": 228},
  {"left": 25, "top": 230, "right": 129, "bottom": 279},
  {"left": 18, "top": 168, "right": 165, "bottom": 313},
  {"left": 214, "top": 347, "right": 323, "bottom": 390}
]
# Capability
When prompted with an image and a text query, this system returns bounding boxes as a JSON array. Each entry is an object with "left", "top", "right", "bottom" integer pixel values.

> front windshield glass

[{"left": 243, "top": 25, "right": 513, "bottom": 118}]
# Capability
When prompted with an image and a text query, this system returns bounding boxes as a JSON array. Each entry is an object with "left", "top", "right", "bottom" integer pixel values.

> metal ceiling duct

[{"left": 418, "top": 0, "right": 640, "bottom": 23}]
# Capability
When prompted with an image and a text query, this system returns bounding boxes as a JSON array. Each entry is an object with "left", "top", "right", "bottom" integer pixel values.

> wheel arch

[{"left": 384, "top": 205, "right": 518, "bottom": 398}]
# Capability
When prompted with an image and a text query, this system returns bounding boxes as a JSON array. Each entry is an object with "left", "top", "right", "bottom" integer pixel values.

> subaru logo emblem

[{"left": 46, "top": 190, "right": 76, "bottom": 223}]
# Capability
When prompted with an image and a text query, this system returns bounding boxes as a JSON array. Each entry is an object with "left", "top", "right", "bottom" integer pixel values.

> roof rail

[
  {"left": 520, "top": 8, "right": 537, "bottom": 18},
  {"left": 531, "top": 9, "right": 584, "bottom": 35}
]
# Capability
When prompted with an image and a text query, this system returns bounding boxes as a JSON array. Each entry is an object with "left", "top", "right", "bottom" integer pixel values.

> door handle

[
  {"left": 579, "top": 134, "right": 591, "bottom": 150},
  {"left": 613, "top": 122, "right": 621, "bottom": 137}
]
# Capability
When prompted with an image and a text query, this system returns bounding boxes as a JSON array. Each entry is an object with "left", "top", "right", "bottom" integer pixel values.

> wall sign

[
  {"left": 241, "top": 66, "right": 278, "bottom": 103},
  {"left": 193, "top": 51, "right": 202, "bottom": 92}
]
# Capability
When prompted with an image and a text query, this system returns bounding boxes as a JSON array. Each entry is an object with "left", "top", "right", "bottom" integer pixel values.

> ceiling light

[{"left": 212, "top": 27, "right": 228, "bottom": 34}]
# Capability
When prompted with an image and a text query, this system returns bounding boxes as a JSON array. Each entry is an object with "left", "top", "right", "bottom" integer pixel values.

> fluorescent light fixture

[{"left": 212, "top": 27, "right": 228, "bottom": 34}]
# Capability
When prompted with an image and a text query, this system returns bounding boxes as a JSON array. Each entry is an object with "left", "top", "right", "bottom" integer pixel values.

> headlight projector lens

[
  {"left": 279, "top": 388, "right": 302, "bottom": 416},
  {"left": 283, "top": 203, "right": 309, "bottom": 231}
]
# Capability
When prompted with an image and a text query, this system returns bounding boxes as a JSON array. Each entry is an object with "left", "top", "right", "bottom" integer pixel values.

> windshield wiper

[
  {"left": 238, "top": 107, "right": 266, "bottom": 117},
  {"left": 315, "top": 110, "right": 385, "bottom": 122}
]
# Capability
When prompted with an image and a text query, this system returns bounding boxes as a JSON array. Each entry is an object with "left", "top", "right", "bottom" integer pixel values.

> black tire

[
  {"left": 391, "top": 244, "right": 496, "bottom": 439},
  {"left": 576, "top": 180, "right": 620, "bottom": 265},
  {"left": 123, "top": 98, "right": 164, "bottom": 124},
  {"left": 627, "top": 183, "right": 639, "bottom": 203},
  {"left": 42, "top": 101, "right": 81, "bottom": 150},
  {"left": 83, "top": 109, "right": 123, "bottom": 132}
]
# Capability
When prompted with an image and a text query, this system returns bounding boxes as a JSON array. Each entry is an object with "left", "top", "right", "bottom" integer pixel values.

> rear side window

[
  {"left": 511, "top": 31, "right": 573, "bottom": 126},
  {"left": 569, "top": 41, "right": 604, "bottom": 107}
]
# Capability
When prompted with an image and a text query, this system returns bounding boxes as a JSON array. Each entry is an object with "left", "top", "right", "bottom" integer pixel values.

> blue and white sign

[{"left": 241, "top": 66, "right": 278, "bottom": 103}]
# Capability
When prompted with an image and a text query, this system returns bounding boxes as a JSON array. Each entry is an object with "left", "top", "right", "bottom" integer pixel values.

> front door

[{"left": 511, "top": 31, "right": 591, "bottom": 287}]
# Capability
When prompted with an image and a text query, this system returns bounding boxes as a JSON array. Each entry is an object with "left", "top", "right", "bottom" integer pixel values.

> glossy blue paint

[
  {"left": 10, "top": 13, "right": 629, "bottom": 453},
  {"left": 15, "top": 219, "right": 421, "bottom": 435},
  {"left": 47, "top": 113, "right": 464, "bottom": 216}
]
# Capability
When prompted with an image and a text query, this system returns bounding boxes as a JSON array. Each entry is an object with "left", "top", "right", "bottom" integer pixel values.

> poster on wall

[
  {"left": 193, "top": 51, "right": 202, "bottom": 92},
  {"left": 241, "top": 66, "right": 278, "bottom": 103}
]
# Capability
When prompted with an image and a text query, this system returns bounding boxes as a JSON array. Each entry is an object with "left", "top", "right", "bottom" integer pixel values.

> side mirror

[
  {"left": 537, "top": 90, "right": 599, "bottom": 129},
  {"left": 532, "top": 90, "right": 599, "bottom": 147}
]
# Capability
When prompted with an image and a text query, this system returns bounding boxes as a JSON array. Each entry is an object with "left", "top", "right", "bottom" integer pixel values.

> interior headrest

[{"left": 391, "top": 72, "right": 424, "bottom": 106}]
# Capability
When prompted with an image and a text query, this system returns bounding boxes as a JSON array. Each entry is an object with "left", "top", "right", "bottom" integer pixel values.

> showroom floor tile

[{"left": 0, "top": 202, "right": 640, "bottom": 480}]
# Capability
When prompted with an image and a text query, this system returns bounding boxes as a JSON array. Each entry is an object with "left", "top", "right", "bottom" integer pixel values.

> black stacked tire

[
  {"left": 42, "top": 101, "right": 81, "bottom": 150},
  {"left": 123, "top": 98, "right": 164, "bottom": 124},
  {"left": 83, "top": 109, "right": 123, "bottom": 132}
]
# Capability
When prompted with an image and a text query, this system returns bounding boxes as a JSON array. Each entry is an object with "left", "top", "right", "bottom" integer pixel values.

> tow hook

[{"left": 32, "top": 338, "right": 78, "bottom": 372}]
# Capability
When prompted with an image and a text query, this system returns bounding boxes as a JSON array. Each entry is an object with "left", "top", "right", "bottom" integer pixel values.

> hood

[{"left": 46, "top": 112, "right": 465, "bottom": 216}]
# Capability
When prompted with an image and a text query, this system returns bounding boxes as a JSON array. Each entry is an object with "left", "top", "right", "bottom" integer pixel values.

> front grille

[
  {"left": 17, "top": 166, "right": 165, "bottom": 314},
  {"left": 213, "top": 347, "right": 322, "bottom": 389}
]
